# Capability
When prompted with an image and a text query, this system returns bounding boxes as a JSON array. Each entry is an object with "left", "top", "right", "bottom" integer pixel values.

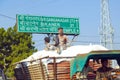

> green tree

[{"left": 0, "top": 25, "right": 37, "bottom": 77}]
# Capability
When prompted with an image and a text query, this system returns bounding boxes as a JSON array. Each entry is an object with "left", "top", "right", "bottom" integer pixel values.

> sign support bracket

[{"left": 69, "top": 34, "right": 79, "bottom": 46}]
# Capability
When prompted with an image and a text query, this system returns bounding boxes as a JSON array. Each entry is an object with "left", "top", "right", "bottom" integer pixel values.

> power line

[
  {"left": 73, "top": 41, "right": 120, "bottom": 44},
  {"left": 33, "top": 39, "right": 120, "bottom": 44},
  {"left": 33, "top": 34, "right": 120, "bottom": 39},
  {"left": 0, "top": 13, "right": 16, "bottom": 20}
]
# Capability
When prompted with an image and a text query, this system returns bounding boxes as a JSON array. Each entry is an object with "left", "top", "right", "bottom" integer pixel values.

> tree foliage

[{"left": 0, "top": 25, "right": 37, "bottom": 77}]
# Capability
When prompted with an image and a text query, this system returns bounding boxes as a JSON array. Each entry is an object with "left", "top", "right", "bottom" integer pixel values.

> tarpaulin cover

[{"left": 70, "top": 53, "right": 90, "bottom": 78}]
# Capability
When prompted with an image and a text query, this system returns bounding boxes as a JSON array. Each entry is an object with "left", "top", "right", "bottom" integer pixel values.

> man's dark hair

[
  {"left": 58, "top": 27, "right": 63, "bottom": 30},
  {"left": 101, "top": 59, "right": 108, "bottom": 63},
  {"left": 44, "top": 37, "right": 50, "bottom": 43}
]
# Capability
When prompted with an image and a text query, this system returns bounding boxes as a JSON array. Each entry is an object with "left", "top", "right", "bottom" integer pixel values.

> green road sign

[{"left": 16, "top": 14, "right": 80, "bottom": 35}]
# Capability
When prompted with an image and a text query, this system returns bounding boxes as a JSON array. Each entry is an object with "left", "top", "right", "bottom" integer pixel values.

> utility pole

[{"left": 100, "top": 0, "right": 114, "bottom": 49}]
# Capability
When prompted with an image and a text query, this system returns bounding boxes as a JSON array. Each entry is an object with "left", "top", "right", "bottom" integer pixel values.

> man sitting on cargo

[
  {"left": 53, "top": 27, "right": 68, "bottom": 53},
  {"left": 44, "top": 37, "right": 55, "bottom": 51},
  {"left": 96, "top": 59, "right": 113, "bottom": 80},
  {"left": 54, "top": 27, "right": 68, "bottom": 51},
  {"left": 44, "top": 27, "right": 68, "bottom": 53}
]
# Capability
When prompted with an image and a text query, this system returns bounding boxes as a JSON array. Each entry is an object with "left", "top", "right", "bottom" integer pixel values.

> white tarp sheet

[{"left": 16, "top": 45, "right": 108, "bottom": 68}]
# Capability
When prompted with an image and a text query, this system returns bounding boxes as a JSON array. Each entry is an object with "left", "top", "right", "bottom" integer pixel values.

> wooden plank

[
  {"left": 47, "top": 61, "right": 71, "bottom": 80},
  {"left": 28, "top": 63, "right": 48, "bottom": 80}
]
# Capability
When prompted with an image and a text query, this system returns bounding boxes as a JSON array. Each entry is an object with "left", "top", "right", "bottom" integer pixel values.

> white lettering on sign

[
  {"left": 17, "top": 15, "right": 80, "bottom": 34},
  {"left": 40, "top": 22, "right": 60, "bottom": 27}
]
